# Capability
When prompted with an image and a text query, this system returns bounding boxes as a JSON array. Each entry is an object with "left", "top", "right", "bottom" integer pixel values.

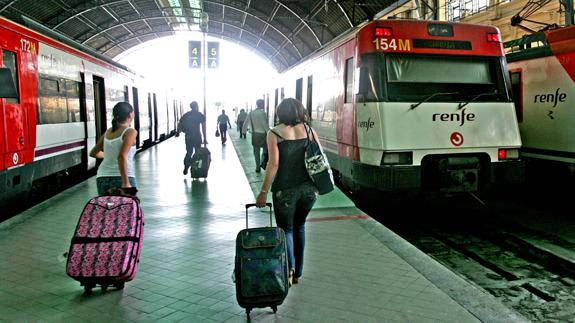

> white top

[{"left": 97, "top": 128, "right": 136, "bottom": 178}]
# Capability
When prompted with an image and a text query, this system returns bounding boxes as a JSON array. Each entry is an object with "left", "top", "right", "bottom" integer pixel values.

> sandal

[{"left": 288, "top": 269, "right": 294, "bottom": 288}]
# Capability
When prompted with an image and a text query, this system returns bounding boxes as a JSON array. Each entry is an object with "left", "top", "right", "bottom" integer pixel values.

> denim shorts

[{"left": 96, "top": 176, "right": 137, "bottom": 195}]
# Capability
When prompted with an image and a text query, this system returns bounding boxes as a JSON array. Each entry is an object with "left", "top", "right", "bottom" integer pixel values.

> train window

[
  {"left": 108, "top": 88, "right": 125, "bottom": 103},
  {"left": 386, "top": 55, "right": 491, "bottom": 84},
  {"left": 65, "top": 80, "right": 81, "bottom": 122},
  {"left": 38, "top": 77, "right": 67, "bottom": 124},
  {"left": 345, "top": 58, "right": 354, "bottom": 103},
  {"left": 357, "top": 54, "right": 384, "bottom": 102},
  {"left": 385, "top": 54, "right": 506, "bottom": 102},
  {"left": 510, "top": 71, "right": 523, "bottom": 122},
  {"left": 2, "top": 50, "right": 20, "bottom": 104}
]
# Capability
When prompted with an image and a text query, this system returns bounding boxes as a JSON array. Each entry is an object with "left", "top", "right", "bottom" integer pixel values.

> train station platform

[{"left": 0, "top": 125, "right": 528, "bottom": 322}]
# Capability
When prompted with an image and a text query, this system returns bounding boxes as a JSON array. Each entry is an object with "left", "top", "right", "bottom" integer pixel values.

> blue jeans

[
  {"left": 272, "top": 181, "right": 317, "bottom": 278},
  {"left": 96, "top": 176, "right": 137, "bottom": 195}
]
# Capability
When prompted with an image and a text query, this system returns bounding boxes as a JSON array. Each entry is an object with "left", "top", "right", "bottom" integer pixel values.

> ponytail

[
  {"left": 111, "top": 102, "right": 134, "bottom": 132},
  {"left": 111, "top": 117, "right": 119, "bottom": 132}
]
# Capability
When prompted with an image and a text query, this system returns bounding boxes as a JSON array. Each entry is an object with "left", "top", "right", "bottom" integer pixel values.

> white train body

[
  {"left": 270, "top": 20, "right": 524, "bottom": 195},
  {"left": 506, "top": 26, "right": 575, "bottom": 172}
]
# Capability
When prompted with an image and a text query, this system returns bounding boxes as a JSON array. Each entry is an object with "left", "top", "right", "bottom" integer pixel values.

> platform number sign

[
  {"left": 207, "top": 42, "right": 219, "bottom": 69},
  {"left": 189, "top": 41, "right": 201, "bottom": 68}
]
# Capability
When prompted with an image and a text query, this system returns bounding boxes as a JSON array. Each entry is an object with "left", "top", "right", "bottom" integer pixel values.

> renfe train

[
  {"left": 505, "top": 25, "right": 575, "bottom": 179},
  {"left": 267, "top": 19, "right": 524, "bottom": 198},
  {"left": 0, "top": 16, "right": 182, "bottom": 214}
]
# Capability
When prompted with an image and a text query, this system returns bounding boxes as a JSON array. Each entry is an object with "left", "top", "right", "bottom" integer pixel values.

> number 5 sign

[{"left": 208, "top": 42, "right": 219, "bottom": 69}]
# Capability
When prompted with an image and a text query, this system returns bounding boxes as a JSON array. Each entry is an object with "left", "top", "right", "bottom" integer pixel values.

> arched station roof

[{"left": 0, "top": 0, "right": 398, "bottom": 72}]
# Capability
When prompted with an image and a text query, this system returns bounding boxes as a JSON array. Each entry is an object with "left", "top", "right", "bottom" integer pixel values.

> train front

[{"left": 352, "top": 20, "right": 524, "bottom": 194}]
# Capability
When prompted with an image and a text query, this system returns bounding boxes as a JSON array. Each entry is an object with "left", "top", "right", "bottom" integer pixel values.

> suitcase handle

[{"left": 245, "top": 203, "right": 273, "bottom": 228}]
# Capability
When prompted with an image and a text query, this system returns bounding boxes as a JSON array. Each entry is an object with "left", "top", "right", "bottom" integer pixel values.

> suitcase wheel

[
  {"left": 83, "top": 283, "right": 95, "bottom": 296},
  {"left": 114, "top": 282, "right": 125, "bottom": 290},
  {"left": 101, "top": 284, "right": 109, "bottom": 292},
  {"left": 271, "top": 305, "right": 277, "bottom": 313}
]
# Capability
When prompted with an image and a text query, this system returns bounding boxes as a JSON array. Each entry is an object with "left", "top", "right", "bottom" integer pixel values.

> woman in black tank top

[{"left": 256, "top": 98, "right": 319, "bottom": 286}]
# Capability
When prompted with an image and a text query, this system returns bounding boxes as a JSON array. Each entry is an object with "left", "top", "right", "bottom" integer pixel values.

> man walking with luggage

[
  {"left": 177, "top": 101, "right": 207, "bottom": 175},
  {"left": 242, "top": 99, "right": 269, "bottom": 173},
  {"left": 217, "top": 109, "right": 232, "bottom": 145}
]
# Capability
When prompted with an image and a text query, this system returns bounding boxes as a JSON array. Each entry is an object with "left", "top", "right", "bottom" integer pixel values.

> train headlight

[
  {"left": 498, "top": 148, "right": 519, "bottom": 160},
  {"left": 382, "top": 152, "right": 413, "bottom": 165}
]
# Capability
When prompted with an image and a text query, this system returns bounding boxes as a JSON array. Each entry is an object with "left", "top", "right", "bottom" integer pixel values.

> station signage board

[
  {"left": 189, "top": 40, "right": 201, "bottom": 68},
  {"left": 207, "top": 41, "right": 219, "bottom": 69}
]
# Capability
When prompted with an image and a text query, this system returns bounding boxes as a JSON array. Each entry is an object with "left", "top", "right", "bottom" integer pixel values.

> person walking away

[
  {"left": 242, "top": 99, "right": 269, "bottom": 173},
  {"left": 236, "top": 108, "right": 248, "bottom": 139},
  {"left": 255, "top": 98, "right": 318, "bottom": 286},
  {"left": 177, "top": 101, "right": 207, "bottom": 175},
  {"left": 90, "top": 102, "right": 138, "bottom": 195},
  {"left": 217, "top": 109, "right": 232, "bottom": 145}
]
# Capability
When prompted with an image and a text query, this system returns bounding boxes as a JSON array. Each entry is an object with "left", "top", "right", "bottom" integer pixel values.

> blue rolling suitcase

[{"left": 234, "top": 203, "right": 289, "bottom": 316}]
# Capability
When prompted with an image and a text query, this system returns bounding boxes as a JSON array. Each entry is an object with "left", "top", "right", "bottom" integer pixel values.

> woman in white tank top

[{"left": 89, "top": 102, "right": 138, "bottom": 195}]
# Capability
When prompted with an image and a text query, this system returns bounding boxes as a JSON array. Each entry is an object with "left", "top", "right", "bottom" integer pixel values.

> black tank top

[{"left": 271, "top": 136, "right": 312, "bottom": 192}]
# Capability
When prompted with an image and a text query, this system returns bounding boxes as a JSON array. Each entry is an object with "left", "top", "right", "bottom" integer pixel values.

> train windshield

[{"left": 358, "top": 53, "right": 510, "bottom": 103}]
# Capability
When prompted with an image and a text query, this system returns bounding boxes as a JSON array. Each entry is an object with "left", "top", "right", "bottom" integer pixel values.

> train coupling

[{"left": 437, "top": 157, "right": 480, "bottom": 192}]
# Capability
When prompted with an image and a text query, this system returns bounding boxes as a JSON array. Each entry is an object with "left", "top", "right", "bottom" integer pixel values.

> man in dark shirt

[
  {"left": 217, "top": 109, "right": 232, "bottom": 145},
  {"left": 177, "top": 101, "right": 207, "bottom": 175}
]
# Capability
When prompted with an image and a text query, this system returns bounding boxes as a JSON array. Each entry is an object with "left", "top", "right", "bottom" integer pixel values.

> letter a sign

[
  {"left": 189, "top": 41, "right": 201, "bottom": 68},
  {"left": 207, "top": 42, "right": 219, "bottom": 69}
]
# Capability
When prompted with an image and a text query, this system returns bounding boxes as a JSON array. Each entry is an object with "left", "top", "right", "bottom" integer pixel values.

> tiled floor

[{"left": 0, "top": 121, "right": 528, "bottom": 322}]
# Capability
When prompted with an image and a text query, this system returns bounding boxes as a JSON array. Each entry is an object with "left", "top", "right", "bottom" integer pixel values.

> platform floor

[{"left": 0, "top": 123, "right": 529, "bottom": 322}]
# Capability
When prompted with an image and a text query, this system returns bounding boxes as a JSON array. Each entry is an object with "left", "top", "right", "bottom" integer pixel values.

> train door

[
  {"left": 153, "top": 93, "right": 158, "bottom": 142},
  {"left": 92, "top": 76, "right": 107, "bottom": 140},
  {"left": 1, "top": 49, "right": 28, "bottom": 167},
  {"left": 78, "top": 73, "right": 89, "bottom": 170},
  {"left": 132, "top": 87, "right": 141, "bottom": 148},
  {"left": 339, "top": 57, "right": 355, "bottom": 147},
  {"left": 147, "top": 93, "right": 153, "bottom": 144},
  {"left": 306, "top": 75, "right": 313, "bottom": 120},
  {"left": 295, "top": 78, "right": 303, "bottom": 102},
  {"left": 274, "top": 88, "right": 279, "bottom": 125}
]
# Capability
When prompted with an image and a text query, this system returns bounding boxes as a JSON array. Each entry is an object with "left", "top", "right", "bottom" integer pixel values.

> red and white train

[
  {"left": 0, "top": 16, "right": 182, "bottom": 213},
  {"left": 505, "top": 25, "right": 575, "bottom": 179},
  {"left": 264, "top": 19, "right": 524, "bottom": 198}
]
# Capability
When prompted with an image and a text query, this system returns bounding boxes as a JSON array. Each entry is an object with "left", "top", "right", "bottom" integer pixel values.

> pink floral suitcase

[{"left": 66, "top": 195, "right": 144, "bottom": 295}]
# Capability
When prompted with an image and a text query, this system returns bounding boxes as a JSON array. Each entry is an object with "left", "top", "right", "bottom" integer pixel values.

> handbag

[
  {"left": 215, "top": 129, "right": 220, "bottom": 137},
  {"left": 304, "top": 124, "right": 334, "bottom": 195},
  {"left": 251, "top": 132, "right": 266, "bottom": 147}
]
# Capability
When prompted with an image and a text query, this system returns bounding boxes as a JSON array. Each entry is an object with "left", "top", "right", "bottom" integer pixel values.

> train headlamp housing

[
  {"left": 375, "top": 27, "right": 392, "bottom": 37},
  {"left": 498, "top": 148, "right": 519, "bottom": 160},
  {"left": 381, "top": 152, "right": 413, "bottom": 165},
  {"left": 487, "top": 33, "right": 502, "bottom": 43}
]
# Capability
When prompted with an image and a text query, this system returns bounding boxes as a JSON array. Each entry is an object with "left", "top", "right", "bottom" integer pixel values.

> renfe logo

[
  {"left": 450, "top": 132, "right": 464, "bottom": 146},
  {"left": 358, "top": 117, "right": 375, "bottom": 131},
  {"left": 534, "top": 88, "right": 566, "bottom": 108},
  {"left": 432, "top": 108, "right": 475, "bottom": 126}
]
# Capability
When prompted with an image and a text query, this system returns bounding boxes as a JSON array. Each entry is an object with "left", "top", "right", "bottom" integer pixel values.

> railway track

[{"left": 367, "top": 192, "right": 575, "bottom": 322}]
